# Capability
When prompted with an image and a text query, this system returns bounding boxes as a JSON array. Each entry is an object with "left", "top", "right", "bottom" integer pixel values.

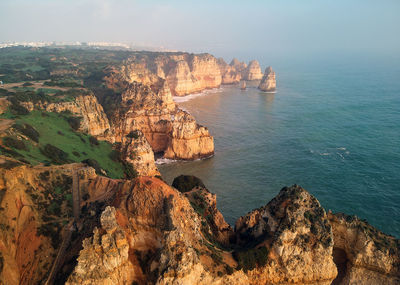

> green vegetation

[
  {"left": 172, "top": 175, "right": 206, "bottom": 193},
  {"left": 0, "top": 111, "right": 125, "bottom": 178},
  {"left": 233, "top": 246, "right": 269, "bottom": 272}
]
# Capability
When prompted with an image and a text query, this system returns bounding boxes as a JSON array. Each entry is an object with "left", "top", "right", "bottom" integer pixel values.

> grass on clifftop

[{"left": 0, "top": 110, "right": 125, "bottom": 179}]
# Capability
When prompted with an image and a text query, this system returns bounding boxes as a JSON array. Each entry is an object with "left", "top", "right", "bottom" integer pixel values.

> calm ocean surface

[{"left": 159, "top": 53, "right": 400, "bottom": 237}]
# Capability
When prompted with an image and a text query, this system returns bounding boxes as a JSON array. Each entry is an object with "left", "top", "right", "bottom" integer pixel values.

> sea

[{"left": 158, "top": 52, "right": 400, "bottom": 238}]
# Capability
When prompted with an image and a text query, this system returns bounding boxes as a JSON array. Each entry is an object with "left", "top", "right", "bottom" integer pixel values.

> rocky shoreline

[{"left": 0, "top": 48, "right": 398, "bottom": 284}]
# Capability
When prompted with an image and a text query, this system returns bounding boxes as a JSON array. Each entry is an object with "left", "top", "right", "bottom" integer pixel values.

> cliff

[
  {"left": 242, "top": 60, "right": 263, "bottom": 81},
  {"left": 104, "top": 66, "right": 214, "bottom": 162},
  {"left": 1, "top": 161, "right": 398, "bottom": 285},
  {"left": 328, "top": 212, "right": 400, "bottom": 284},
  {"left": 217, "top": 58, "right": 241, "bottom": 84},
  {"left": 118, "top": 53, "right": 222, "bottom": 97},
  {"left": 258, "top": 66, "right": 277, "bottom": 92},
  {"left": 19, "top": 92, "right": 111, "bottom": 140},
  {"left": 64, "top": 178, "right": 399, "bottom": 285}
]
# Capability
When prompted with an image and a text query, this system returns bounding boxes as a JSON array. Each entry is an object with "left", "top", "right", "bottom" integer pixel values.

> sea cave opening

[{"left": 332, "top": 247, "right": 349, "bottom": 285}]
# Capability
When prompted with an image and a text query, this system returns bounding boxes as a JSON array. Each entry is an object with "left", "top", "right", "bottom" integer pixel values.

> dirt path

[{"left": 45, "top": 168, "right": 81, "bottom": 285}]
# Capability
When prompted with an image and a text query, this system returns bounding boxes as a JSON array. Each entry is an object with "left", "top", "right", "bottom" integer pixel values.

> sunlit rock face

[
  {"left": 258, "top": 66, "right": 276, "bottom": 92},
  {"left": 328, "top": 213, "right": 400, "bottom": 285},
  {"left": 104, "top": 66, "right": 214, "bottom": 163},
  {"left": 242, "top": 60, "right": 263, "bottom": 81}
]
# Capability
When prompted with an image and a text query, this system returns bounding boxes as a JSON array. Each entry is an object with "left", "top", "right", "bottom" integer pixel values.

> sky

[{"left": 0, "top": 0, "right": 399, "bottom": 60}]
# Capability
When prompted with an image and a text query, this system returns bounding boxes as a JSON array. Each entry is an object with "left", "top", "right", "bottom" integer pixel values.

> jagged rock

[
  {"left": 328, "top": 212, "right": 400, "bottom": 285},
  {"left": 66, "top": 206, "right": 135, "bottom": 285},
  {"left": 107, "top": 79, "right": 214, "bottom": 161},
  {"left": 235, "top": 185, "right": 337, "bottom": 284},
  {"left": 230, "top": 58, "right": 247, "bottom": 73},
  {"left": 242, "top": 60, "right": 263, "bottom": 81},
  {"left": 258, "top": 66, "right": 276, "bottom": 92},
  {"left": 217, "top": 58, "right": 241, "bottom": 84},
  {"left": 120, "top": 130, "right": 160, "bottom": 177}
]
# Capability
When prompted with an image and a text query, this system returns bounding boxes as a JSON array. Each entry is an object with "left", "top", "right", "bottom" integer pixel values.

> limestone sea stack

[
  {"left": 258, "top": 66, "right": 276, "bottom": 92},
  {"left": 242, "top": 60, "right": 263, "bottom": 81}
]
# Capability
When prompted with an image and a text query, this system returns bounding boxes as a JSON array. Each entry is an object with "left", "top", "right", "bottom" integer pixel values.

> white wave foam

[
  {"left": 155, "top": 158, "right": 177, "bottom": 165},
  {"left": 337, "top": 152, "right": 345, "bottom": 160},
  {"left": 173, "top": 87, "right": 223, "bottom": 103},
  {"left": 337, "top": 147, "right": 346, "bottom": 151},
  {"left": 320, "top": 152, "right": 331, "bottom": 156}
]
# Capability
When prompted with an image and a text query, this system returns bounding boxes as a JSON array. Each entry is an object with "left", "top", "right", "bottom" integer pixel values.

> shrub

[
  {"left": 172, "top": 175, "right": 205, "bottom": 193},
  {"left": 89, "top": 136, "right": 99, "bottom": 146},
  {"left": 233, "top": 246, "right": 269, "bottom": 272},
  {"left": 3, "top": 136, "right": 26, "bottom": 150},
  {"left": 9, "top": 101, "right": 29, "bottom": 115},
  {"left": 123, "top": 162, "right": 137, "bottom": 179},
  {"left": 109, "top": 149, "right": 120, "bottom": 161},
  {"left": 82, "top": 158, "right": 102, "bottom": 175},
  {"left": 40, "top": 144, "right": 70, "bottom": 164},
  {"left": 13, "top": 123, "right": 40, "bottom": 142},
  {"left": 67, "top": 116, "right": 81, "bottom": 131},
  {"left": 22, "top": 82, "right": 33, "bottom": 87},
  {"left": 72, "top": 151, "right": 80, "bottom": 157},
  {"left": 126, "top": 130, "right": 140, "bottom": 139}
]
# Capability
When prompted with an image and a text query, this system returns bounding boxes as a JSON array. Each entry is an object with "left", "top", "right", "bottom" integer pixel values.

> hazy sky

[{"left": 1, "top": 0, "right": 399, "bottom": 59}]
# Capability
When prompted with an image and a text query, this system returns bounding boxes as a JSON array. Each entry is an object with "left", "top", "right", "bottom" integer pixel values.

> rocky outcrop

[
  {"left": 217, "top": 58, "right": 241, "bottom": 84},
  {"left": 230, "top": 58, "right": 247, "bottom": 73},
  {"left": 119, "top": 131, "right": 160, "bottom": 177},
  {"left": 1, "top": 162, "right": 398, "bottom": 284},
  {"left": 66, "top": 206, "right": 135, "bottom": 285},
  {"left": 242, "top": 60, "right": 263, "bottom": 81},
  {"left": 258, "top": 66, "right": 276, "bottom": 92},
  {"left": 105, "top": 75, "right": 214, "bottom": 161},
  {"left": 117, "top": 52, "right": 222, "bottom": 97},
  {"left": 234, "top": 185, "right": 337, "bottom": 284},
  {"left": 328, "top": 212, "right": 400, "bottom": 285},
  {"left": 19, "top": 93, "right": 111, "bottom": 139}
]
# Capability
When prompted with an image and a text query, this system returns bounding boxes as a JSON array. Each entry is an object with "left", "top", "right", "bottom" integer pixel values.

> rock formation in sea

[
  {"left": 242, "top": 60, "right": 263, "bottom": 81},
  {"left": 258, "top": 66, "right": 277, "bottom": 92}
]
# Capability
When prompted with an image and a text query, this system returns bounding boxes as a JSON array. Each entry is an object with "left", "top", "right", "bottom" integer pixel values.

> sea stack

[
  {"left": 242, "top": 60, "right": 263, "bottom": 80},
  {"left": 240, "top": 80, "right": 246, "bottom": 90},
  {"left": 258, "top": 66, "right": 276, "bottom": 92}
]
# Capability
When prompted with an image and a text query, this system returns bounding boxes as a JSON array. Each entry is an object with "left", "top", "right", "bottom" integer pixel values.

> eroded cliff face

[
  {"left": 217, "top": 58, "right": 242, "bottom": 84},
  {"left": 258, "top": 66, "right": 276, "bottom": 92},
  {"left": 242, "top": 60, "right": 263, "bottom": 81},
  {"left": 104, "top": 69, "right": 214, "bottom": 161},
  {"left": 117, "top": 53, "right": 222, "bottom": 97},
  {"left": 66, "top": 180, "right": 399, "bottom": 285},
  {"left": 1, "top": 163, "right": 398, "bottom": 285},
  {"left": 328, "top": 212, "right": 400, "bottom": 285},
  {"left": 0, "top": 159, "right": 97, "bottom": 285}
]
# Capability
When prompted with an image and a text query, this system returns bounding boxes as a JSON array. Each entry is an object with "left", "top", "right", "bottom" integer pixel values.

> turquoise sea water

[{"left": 159, "top": 53, "right": 400, "bottom": 238}]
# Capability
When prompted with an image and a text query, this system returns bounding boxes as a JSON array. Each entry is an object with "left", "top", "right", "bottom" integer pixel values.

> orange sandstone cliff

[{"left": 0, "top": 159, "right": 399, "bottom": 285}]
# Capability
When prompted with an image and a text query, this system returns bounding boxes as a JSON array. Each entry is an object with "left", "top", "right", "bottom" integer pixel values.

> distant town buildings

[{"left": 0, "top": 41, "right": 175, "bottom": 52}]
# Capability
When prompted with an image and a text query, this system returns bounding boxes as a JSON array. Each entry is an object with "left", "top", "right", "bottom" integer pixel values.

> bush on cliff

[
  {"left": 3, "top": 136, "right": 26, "bottom": 150},
  {"left": 13, "top": 123, "right": 40, "bottom": 142},
  {"left": 40, "top": 144, "right": 70, "bottom": 164},
  {"left": 172, "top": 175, "right": 206, "bottom": 193},
  {"left": 233, "top": 246, "right": 269, "bottom": 272}
]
